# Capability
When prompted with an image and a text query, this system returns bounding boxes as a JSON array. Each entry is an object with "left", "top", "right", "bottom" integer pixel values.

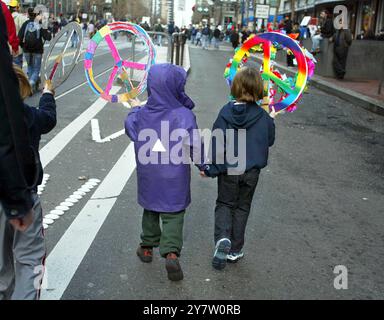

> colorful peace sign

[
  {"left": 225, "top": 32, "right": 313, "bottom": 113},
  {"left": 84, "top": 22, "right": 156, "bottom": 103}
]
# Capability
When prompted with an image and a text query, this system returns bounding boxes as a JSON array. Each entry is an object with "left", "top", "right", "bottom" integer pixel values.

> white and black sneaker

[
  {"left": 212, "top": 238, "right": 231, "bottom": 270},
  {"left": 227, "top": 251, "right": 244, "bottom": 263}
]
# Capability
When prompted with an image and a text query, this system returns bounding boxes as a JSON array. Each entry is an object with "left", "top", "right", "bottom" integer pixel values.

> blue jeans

[
  {"left": 24, "top": 52, "right": 42, "bottom": 86},
  {"left": 311, "top": 34, "right": 323, "bottom": 51},
  {"left": 71, "top": 33, "right": 79, "bottom": 48},
  {"left": 212, "top": 37, "right": 220, "bottom": 49},
  {"left": 202, "top": 35, "right": 209, "bottom": 49},
  {"left": 156, "top": 34, "right": 162, "bottom": 46},
  {"left": 13, "top": 54, "right": 23, "bottom": 68}
]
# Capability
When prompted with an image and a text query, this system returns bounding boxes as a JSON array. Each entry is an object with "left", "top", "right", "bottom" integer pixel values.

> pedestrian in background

[
  {"left": 331, "top": 27, "right": 352, "bottom": 80},
  {"left": 230, "top": 28, "right": 239, "bottom": 49},
  {"left": 212, "top": 25, "right": 221, "bottom": 49},
  {"left": 125, "top": 64, "right": 204, "bottom": 282},
  {"left": 154, "top": 22, "right": 164, "bottom": 46},
  {"left": 195, "top": 28, "right": 202, "bottom": 46},
  {"left": 88, "top": 20, "right": 95, "bottom": 38},
  {"left": 18, "top": 7, "right": 51, "bottom": 93},
  {"left": 201, "top": 68, "right": 276, "bottom": 270},
  {"left": 201, "top": 24, "right": 209, "bottom": 49},
  {"left": 311, "top": 10, "right": 334, "bottom": 53},
  {"left": 8, "top": 0, "right": 26, "bottom": 67},
  {"left": 191, "top": 25, "right": 197, "bottom": 44}
]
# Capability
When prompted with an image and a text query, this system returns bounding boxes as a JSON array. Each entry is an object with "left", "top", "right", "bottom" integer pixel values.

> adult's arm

[{"left": 0, "top": 7, "right": 33, "bottom": 219}]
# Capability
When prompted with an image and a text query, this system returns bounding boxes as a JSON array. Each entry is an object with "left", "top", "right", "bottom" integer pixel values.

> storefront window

[
  {"left": 298, "top": 0, "right": 306, "bottom": 8},
  {"left": 361, "top": 0, "right": 375, "bottom": 32},
  {"left": 284, "top": 1, "right": 291, "bottom": 11}
]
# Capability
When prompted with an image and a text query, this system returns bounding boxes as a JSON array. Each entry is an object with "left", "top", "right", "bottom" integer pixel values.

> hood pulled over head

[{"left": 146, "top": 63, "right": 194, "bottom": 110}]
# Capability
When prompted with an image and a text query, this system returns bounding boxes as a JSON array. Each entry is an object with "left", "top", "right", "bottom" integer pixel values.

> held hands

[
  {"left": 9, "top": 209, "right": 34, "bottom": 232},
  {"left": 269, "top": 106, "right": 278, "bottom": 119},
  {"left": 200, "top": 171, "right": 207, "bottom": 178}
]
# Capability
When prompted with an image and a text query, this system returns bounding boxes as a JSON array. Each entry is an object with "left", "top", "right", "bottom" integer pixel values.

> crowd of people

[{"left": 189, "top": 9, "right": 383, "bottom": 80}]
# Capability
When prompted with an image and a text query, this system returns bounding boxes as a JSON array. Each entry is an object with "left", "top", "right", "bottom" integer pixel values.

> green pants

[{"left": 140, "top": 209, "right": 185, "bottom": 258}]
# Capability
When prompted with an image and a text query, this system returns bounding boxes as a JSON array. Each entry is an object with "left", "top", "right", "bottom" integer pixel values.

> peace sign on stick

[
  {"left": 224, "top": 32, "right": 316, "bottom": 114},
  {"left": 41, "top": 22, "right": 83, "bottom": 89},
  {"left": 84, "top": 22, "right": 156, "bottom": 103}
]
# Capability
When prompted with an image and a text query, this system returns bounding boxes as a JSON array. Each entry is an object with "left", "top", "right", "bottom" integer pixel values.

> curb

[{"left": 252, "top": 55, "right": 384, "bottom": 116}]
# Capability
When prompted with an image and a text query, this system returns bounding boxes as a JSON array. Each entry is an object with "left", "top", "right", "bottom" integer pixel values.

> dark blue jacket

[
  {"left": 23, "top": 93, "right": 57, "bottom": 189},
  {"left": 205, "top": 101, "right": 275, "bottom": 177}
]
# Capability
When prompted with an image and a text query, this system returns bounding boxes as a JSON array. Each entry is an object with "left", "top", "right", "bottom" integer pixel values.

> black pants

[
  {"left": 287, "top": 52, "right": 295, "bottom": 67},
  {"left": 214, "top": 168, "right": 260, "bottom": 253},
  {"left": 333, "top": 46, "right": 349, "bottom": 79}
]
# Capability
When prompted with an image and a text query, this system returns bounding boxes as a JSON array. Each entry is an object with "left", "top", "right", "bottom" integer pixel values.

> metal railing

[{"left": 171, "top": 32, "right": 187, "bottom": 66}]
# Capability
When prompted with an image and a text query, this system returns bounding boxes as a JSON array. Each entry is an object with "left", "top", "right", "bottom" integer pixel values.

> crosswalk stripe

[{"left": 40, "top": 143, "right": 136, "bottom": 300}]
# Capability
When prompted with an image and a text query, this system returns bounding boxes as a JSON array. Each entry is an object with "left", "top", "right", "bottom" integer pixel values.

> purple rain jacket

[{"left": 125, "top": 64, "right": 202, "bottom": 213}]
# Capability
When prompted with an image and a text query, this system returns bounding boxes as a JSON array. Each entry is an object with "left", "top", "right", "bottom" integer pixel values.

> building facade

[{"left": 279, "top": 0, "right": 384, "bottom": 37}]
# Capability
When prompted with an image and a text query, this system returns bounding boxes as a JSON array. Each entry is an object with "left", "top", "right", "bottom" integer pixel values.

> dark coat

[
  {"left": 0, "top": 6, "right": 33, "bottom": 219},
  {"left": 23, "top": 94, "right": 57, "bottom": 189},
  {"left": 205, "top": 101, "right": 275, "bottom": 177}
]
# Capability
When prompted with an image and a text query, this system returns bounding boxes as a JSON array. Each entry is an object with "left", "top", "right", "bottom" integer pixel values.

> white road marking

[
  {"left": 39, "top": 87, "right": 120, "bottom": 169},
  {"left": 91, "top": 118, "right": 126, "bottom": 143},
  {"left": 37, "top": 174, "right": 50, "bottom": 195},
  {"left": 40, "top": 143, "right": 136, "bottom": 300},
  {"left": 43, "top": 179, "right": 100, "bottom": 230}
]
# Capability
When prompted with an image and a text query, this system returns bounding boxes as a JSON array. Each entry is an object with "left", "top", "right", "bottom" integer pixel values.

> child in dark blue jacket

[
  {"left": 0, "top": 65, "right": 56, "bottom": 300},
  {"left": 202, "top": 67, "right": 276, "bottom": 270}
]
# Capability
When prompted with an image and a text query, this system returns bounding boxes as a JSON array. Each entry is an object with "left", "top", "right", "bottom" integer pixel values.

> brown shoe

[
  {"left": 165, "top": 253, "right": 184, "bottom": 281},
  {"left": 136, "top": 246, "right": 153, "bottom": 263}
]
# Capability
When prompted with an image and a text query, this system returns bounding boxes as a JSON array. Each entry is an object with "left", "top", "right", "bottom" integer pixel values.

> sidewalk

[{"left": 251, "top": 54, "right": 384, "bottom": 116}]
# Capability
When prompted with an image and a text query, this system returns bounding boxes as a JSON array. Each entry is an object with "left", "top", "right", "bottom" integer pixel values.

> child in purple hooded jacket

[{"left": 125, "top": 63, "right": 203, "bottom": 282}]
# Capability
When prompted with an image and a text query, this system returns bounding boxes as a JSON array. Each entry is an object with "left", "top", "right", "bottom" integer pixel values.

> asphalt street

[{"left": 28, "top": 42, "right": 384, "bottom": 300}]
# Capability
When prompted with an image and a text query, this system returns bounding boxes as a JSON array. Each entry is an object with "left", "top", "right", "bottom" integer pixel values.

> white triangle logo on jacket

[{"left": 152, "top": 139, "right": 166, "bottom": 152}]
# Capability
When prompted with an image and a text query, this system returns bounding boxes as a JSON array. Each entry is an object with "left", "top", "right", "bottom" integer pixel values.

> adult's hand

[{"left": 9, "top": 209, "right": 34, "bottom": 232}]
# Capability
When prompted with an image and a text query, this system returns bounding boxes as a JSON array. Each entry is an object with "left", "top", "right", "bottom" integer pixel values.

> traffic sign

[{"left": 255, "top": 4, "right": 270, "bottom": 19}]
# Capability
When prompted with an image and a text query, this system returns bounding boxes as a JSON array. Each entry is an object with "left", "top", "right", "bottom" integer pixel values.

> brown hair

[
  {"left": 230, "top": 67, "right": 264, "bottom": 103},
  {"left": 13, "top": 65, "right": 32, "bottom": 100}
]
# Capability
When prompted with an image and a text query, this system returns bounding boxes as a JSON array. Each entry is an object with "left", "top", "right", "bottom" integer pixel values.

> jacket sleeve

[
  {"left": 1, "top": 2, "right": 19, "bottom": 52},
  {"left": 204, "top": 114, "right": 228, "bottom": 178},
  {"left": 268, "top": 117, "right": 275, "bottom": 147},
  {"left": 36, "top": 93, "right": 57, "bottom": 134},
  {"left": 18, "top": 20, "right": 27, "bottom": 49},
  {"left": 183, "top": 113, "right": 206, "bottom": 171}
]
